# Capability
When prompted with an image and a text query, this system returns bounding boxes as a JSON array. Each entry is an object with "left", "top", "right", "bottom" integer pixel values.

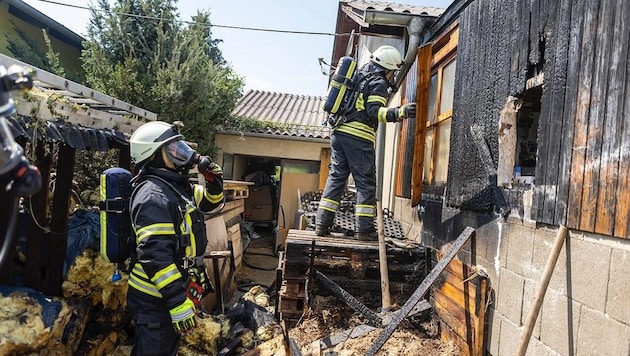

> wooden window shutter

[{"left": 411, "top": 43, "right": 434, "bottom": 205}]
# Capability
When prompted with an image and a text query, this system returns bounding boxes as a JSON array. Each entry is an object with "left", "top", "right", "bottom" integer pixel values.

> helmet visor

[{"left": 164, "top": 139, "right": 195, "bottom": 167}]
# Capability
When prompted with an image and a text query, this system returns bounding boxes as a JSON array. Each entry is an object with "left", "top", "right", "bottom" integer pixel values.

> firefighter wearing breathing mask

[{"left": 127, "top": 121, "right": 224, "bottom": 355}]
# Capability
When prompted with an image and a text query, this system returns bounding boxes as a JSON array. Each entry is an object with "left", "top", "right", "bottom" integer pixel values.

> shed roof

[
  {"left": 1, "top": 54, "right": 155, "bottom": 151},
  {"left": 341, "top": 0, "right": 445, "bottom": 23},
  {"left": 229, "top": 89, "right": 332, "bottom": 140}
]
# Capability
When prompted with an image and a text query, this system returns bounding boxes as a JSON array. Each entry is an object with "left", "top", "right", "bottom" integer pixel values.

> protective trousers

[
  {"left": 316, "top": 132, "right": 377, "bottom": 234},
  {"left": 127, "top": 288, "right": 180, "bottom": 356}
]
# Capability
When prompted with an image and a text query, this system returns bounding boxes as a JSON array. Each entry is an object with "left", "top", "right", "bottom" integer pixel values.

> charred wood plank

[
  {"left": 366, "top": 226, "right": 475, "bottom": 356},
  {"left": 536, "top": 0, "right": 568, "bottom": 225},
  {"left": 555, "top": 0, "right": 585, "bottom": 226},
  {"left": 614, "top": 9, "right": 630, "bottom": 238},
  {"left": 579, "top": 0, "right": 614, "bottom": 232},
  {"left": 595, "top": 0, "right": 630, "bottom": 236},
  {"left": 567, "top": 0, "right": 600, "bottom": 229},
  {"left": 24, "top": 143, "right": 52, "bottom": 291},
  {"left": 314, "top": 270, "right": 382, "bottom": 327},
  {"left": 42, "top": 144, "right": 75, "bottom": 295}
]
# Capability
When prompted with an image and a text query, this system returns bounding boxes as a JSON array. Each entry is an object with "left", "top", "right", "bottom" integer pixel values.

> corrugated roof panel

[
  {"left": 342, "top": 0, "right": 445, "bottom": 17},
  {"left": 231, "top": 89, "right": 332, "bottom": 139}
]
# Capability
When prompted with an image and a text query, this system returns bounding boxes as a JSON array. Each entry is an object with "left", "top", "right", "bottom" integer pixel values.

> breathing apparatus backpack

[
  {"left": 323, "top": 56, "right": 358, "bottom": 127},
  {"left": 99, "top": 167, "right": 134, "bottom": 268},
  {"left": 323, "top": 56, "right": 384, "bottom": 128}
]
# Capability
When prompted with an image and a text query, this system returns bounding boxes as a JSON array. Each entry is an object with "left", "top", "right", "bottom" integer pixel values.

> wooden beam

[
  {"left": 42, "top": 144, "right": 75, "bottom": 296},
  {"left": 0, "top": 53, "right": 156, "bottom": 121},
  {"left": 366, "top": 226, "right": 475, "bottom": 355},
  {"left": 411, "top": 43, "right": 433, "bottom": 205},
  {"left": 24, "top": 142, "right": 52, "bottom": 291}
]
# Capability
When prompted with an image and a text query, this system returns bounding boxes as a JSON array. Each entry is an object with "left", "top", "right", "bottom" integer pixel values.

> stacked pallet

[{"left": 277, "top": 229, "right": 429, "bottom": 321}]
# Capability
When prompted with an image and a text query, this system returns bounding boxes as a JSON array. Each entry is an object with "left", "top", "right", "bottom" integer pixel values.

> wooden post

[
  {"left": 515, "top": 225, "right": 568, "bottom": 356},
  {"left": 376, "top": 200, "right": 391, "bottom": 311}
]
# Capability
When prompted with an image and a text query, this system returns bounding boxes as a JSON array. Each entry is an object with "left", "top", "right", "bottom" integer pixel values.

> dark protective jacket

[
  {"left": 128, "top": 167, "right": 224, "bottom": 310},
  {"left": 334, "top": 62, "right": 402, "bottom": 144}
]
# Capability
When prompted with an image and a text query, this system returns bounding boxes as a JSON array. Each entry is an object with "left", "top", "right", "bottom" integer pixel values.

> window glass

[
  {"left": 427, "top": 73, "right": 438, "bottom": 122},
  {"left": 434, "top": 119, "right": 452, "bottom": 183},
  {"left": 439, "top": 59, "right": 456, "bottom": 116},
  {"left": 423, "top": 128, "right": 434, "bottom": 183}
]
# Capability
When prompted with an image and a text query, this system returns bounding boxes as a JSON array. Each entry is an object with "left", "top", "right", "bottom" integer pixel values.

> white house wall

[{"left": 215, "top": 133, "right": 329, "bottom": 166}]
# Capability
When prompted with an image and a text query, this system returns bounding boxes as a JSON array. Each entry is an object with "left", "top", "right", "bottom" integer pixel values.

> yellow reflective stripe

[
  {"left": 319, "top": 198, "right": 339, "bottom": 213},
  {"left": 355, "top": 93, "right": 365, "bottom": 111},
  {"left": 183, "top": 207, "right": 195, "bottom": 256},
  {"left": 135, "top": 223, "right": 175, "bottom": 242},
  {"left": 151, "top": 263, "right": 182, "bottom": 290},
  {"left": 207, "top": 192, "right": 224, "bottom": 204},
  {"left": 129, "top": 264, "right": 162, "bottom": 297},
  {"left": 355, "top": 204, "right": 376, "bottom": 217},
  {"left": 194, "top": 185, "right": 204, "bottom": 204},
  {"left": 335, "top": 122, "right": 376, "bottom": 143},
  {"left": 129, "top": 274, "right": 162, "bottom": 298},
  {"left": 367, "top": 95, "right": 386, "bottom": 105},
  {"left": 377, "top": 107, "right": 388, "bottom": 123},
  {"left": 99, "top": 174, "right": 108, "bottom": 262},
  {"left": 195, "top": 184, "right": 224, "bottom": 204}
]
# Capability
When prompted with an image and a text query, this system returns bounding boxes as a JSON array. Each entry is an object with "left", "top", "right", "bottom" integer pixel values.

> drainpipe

[
  {"left": 363, "top": 12, "right": 434, "bottom": 202},
  {"left": 363, "top": 10, "right": 434, "bottom": 312}
]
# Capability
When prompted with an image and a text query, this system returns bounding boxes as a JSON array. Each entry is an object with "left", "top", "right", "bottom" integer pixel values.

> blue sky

[{"left": 22, "top": 0, "right": 453, "bottom": 96}]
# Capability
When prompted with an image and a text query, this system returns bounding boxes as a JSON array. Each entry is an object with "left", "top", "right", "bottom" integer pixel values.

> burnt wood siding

[{"left": 444, "top": 0, "right": 630, "bottom": 238}]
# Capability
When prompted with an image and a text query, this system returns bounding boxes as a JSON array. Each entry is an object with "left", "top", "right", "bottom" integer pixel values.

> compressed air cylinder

[{"left": 323, "top": 56, "right": 357, "bottom": 115}]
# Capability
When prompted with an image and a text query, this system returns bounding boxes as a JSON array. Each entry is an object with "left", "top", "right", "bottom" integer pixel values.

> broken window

[
  {"left": 497, "top": 87, "right": 541, "bottom": 187},
  {"left": 515, "top": 87, "right": 540, "bottom": 182}
]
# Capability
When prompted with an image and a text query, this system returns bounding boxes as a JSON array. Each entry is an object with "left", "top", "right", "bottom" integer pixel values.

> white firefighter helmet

[
  {"left": 370, "top": 45, "right": 403, "bottom": 71},
  {"left": 130, "top": 121, "right": 183, "bottom": 164}
]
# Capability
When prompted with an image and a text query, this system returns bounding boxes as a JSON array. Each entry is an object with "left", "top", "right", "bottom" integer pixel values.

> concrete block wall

[
  {"left": 392, "top": 197, "right": 630, "bottom": 355},
  {"left": 470, "top": 222, "right": 630, "bottom": 355}
]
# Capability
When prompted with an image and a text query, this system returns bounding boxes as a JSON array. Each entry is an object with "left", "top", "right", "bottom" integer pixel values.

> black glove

[
  {"left": 197, "top": 156, "right": 223, "bottom": 182},
  {"left": 398, "top": 103, "right": 416, "bottom": 120}
]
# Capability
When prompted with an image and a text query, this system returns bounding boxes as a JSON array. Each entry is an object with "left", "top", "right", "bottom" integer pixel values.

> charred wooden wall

[{"left": 445, "top": 0, "right": 630, "bottom": 238}]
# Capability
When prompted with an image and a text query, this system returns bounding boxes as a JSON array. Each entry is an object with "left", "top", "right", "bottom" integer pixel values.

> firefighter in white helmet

[
  {"left": 127, "top": 121, "right": 224, "bottom": 355},
  {"left": 316, "top": 45, "right": 416, "bottom": 241}
]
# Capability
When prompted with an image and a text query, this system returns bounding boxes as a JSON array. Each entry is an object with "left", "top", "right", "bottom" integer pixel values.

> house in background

[
  {"left": 214, "top": 89, "right": 331, "bottom": 241},
  {"left": 0, "top": 0, "right": 84, "bottom": 74}
]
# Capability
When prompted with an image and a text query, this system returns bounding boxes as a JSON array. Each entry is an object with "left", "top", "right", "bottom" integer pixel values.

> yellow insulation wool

[{"left": 0, "top": 292, "right": 50, "bottom": 355}]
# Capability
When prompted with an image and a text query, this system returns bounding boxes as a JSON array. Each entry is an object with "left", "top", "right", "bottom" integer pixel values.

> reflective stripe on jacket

[{"left": 129, "top": 167, "right": 223, "bottom": 309}]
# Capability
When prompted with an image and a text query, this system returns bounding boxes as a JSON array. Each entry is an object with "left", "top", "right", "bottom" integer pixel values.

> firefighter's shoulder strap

[
  {"left": 343, "top": 71, "right": 387, "bottom": 123},
  {"left": 133, "top": 174, "right": 192, "bottom": 251}
]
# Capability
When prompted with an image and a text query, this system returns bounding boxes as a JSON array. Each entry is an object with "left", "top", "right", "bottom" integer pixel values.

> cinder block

[
  {"left": 475, "top": 219, "right": 503, "bottom": 263},
  {"left": 498, "top": 315, "right": 520, "bottom": 356},
  {"left": 531, "top": 227, "right": 568, "bottom": 293},
  {"left": 539, "top": 290, "right": 581, "bottom": 356},
  {"left": 522, "top": 279, "right": 542, "bottom": 339},
  {"left": 525, "top": 338, "right": 561, "bottom": 356},
  {"left": 606, "top": 248, "right": 630, "bottom": 325},
  {"left": 505, "top": 223, "right": 534, "bottom": 277},
  {"left": 488, "top": 306, "right": 501, "bottom": 356},
  {"left": 497, "top": 267, "right": 525, "bottom": 325},
  {"left": 564, "top": 238, "right": 611, "bottom": 311},
  {"left": 577, "top": 306, "right": 630, "bottom": 356}
]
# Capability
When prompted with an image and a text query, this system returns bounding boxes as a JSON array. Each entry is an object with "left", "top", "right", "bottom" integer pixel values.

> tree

[
  {"left": 6, "top": 25, "right": 84, "bottom": 82},
  {"left": 82, "top": 0, "right": 243, "bottom": 157}
]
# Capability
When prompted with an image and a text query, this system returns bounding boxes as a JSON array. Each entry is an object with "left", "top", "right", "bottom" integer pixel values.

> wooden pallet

[
  {"left": 224, "top": 180, "right": 252, "bottom": 200},
  {"left": 278, "top": 229, "right": 429, "bottom": 320}
]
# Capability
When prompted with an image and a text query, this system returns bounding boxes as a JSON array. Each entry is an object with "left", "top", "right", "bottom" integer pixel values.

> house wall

[
  {"left": 215, "top": 133, "right": 329, "bottom": 165},
  {"left": 389, "top": 0, "right": 630, "bottom": 354},
  {"left": 0, "top": 0, "right": 83, "bottom": 73},
  {"left": 446, "top": 0, "right": 630, "bottom": 238}
]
